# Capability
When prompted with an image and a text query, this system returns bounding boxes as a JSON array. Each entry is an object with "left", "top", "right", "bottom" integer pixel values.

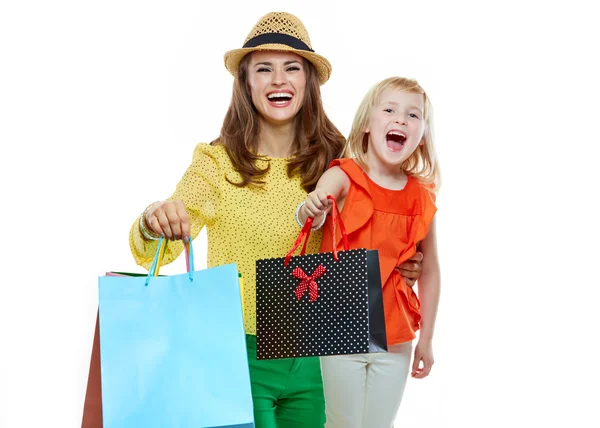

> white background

[{"left": 1, "top": 0, "right": 599, "bottom": 427}]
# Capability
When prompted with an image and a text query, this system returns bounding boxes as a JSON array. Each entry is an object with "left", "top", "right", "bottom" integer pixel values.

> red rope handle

[
  {"left": 284, "top": 217, "right": 314, "bottom": 266},
  {"left": 327, "top": 195, "right": 349, "bottom": 261},
  {"left": 284, "top": 196, "right": 349, "bottom": 266}
]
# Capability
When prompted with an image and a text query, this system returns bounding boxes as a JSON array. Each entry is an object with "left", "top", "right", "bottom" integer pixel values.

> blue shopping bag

[{"left": 98, "top": 238, "right": 254, "bottom": 428}]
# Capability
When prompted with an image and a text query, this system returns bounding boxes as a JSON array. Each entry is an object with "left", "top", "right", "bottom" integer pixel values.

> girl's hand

[
  {"left": 302, "top": 188, "right": 331, "bottom": 219},
  {"left": 145, "top": 200, "right": 190, "bottom": 241},
  {"left": 411, "top": 339, "right": 434, "bottom": 379},
  {"left": 396, "top": 251, "right": 424, "bottom": 287}
]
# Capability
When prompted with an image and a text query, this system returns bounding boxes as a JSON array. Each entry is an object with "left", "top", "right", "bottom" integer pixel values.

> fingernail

[{"left": 183, "top": 236, "right": 189, "bottom": 243}]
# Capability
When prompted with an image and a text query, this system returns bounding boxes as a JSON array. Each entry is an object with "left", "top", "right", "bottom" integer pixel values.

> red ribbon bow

[{"left": 292, "top": 265, "right": 327, "bottom": 302}]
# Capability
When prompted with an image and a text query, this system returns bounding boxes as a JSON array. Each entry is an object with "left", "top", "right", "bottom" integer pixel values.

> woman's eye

[
  {"left": 257, "top": 67, "right": 271, "bottom": 72},
  {"left": 286, "top": 66, "right": 301, "bottom": 72}
]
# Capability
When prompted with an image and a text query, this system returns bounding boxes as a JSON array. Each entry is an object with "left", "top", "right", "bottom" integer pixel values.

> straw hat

[{"left": 224, "top": 12, "right": 332, "bottom": 85}]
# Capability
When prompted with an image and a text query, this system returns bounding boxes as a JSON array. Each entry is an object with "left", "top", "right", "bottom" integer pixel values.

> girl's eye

[
  {"left": 384, "top": 108, "right": 394, "bottom": 113},
  {"left": 409, "top": 113, "right": 420, "bottom": 119}
]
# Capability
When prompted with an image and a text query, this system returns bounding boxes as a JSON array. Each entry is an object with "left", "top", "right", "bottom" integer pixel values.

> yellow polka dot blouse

[{"left": 129, "top": 143, "right": 323, "bottom": 335}]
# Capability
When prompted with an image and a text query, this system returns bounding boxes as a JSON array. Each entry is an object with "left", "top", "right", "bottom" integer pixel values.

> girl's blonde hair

[{"left": 343, "top": 76, "right": 440, "bottom": 191}]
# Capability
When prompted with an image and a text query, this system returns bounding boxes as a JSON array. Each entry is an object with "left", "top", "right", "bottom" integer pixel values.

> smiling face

[
  {"left": 365, "top": 88, "right": 426, "bottom": 171},
  {"left": 246, "top": 51, "right": 307, "bottom": 127}
]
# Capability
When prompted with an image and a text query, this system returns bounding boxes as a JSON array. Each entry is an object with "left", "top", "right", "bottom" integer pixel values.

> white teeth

[
  {"left": 267, "top": 92, "right": 292, "bottom": 100},
  {"left": 387, "top": 131, "right": 406, "bottom": 137}
]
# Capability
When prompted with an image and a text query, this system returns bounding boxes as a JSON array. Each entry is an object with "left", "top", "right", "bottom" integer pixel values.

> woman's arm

[
  {"left": 396, "top": 251, "right": 424, "bottom": 287},
  {"left": 129, "top": 144, "right": 221, "bottom": 270}
]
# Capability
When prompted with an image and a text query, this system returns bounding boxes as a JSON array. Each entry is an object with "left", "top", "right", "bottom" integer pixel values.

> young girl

[{"left": 298, "top": 76, "right": 441, "bottom": 427}]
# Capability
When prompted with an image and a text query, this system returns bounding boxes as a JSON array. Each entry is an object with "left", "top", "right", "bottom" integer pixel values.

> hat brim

[{"left": 224, "top": 43, "right": 332, "bottom": 85}]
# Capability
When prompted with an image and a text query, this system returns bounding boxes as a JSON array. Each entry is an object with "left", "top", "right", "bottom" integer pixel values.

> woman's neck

[{"left": 257, "top": 120, "right": 295, "bottom": 158}]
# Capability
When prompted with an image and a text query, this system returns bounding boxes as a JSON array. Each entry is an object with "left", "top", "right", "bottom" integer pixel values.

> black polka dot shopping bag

[{"left": 256, "top": 196, "right": 387, "bottom": 359}]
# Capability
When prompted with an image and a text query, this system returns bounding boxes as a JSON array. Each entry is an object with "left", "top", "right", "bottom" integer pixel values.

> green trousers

[{"left": 245, "top": 335, "right": 326, "bottom": 428}]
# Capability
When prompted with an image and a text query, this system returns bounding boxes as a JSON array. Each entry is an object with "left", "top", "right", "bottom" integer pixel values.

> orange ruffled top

[{"left": 320, "top": 159, "right": 437, "bottom": 345}]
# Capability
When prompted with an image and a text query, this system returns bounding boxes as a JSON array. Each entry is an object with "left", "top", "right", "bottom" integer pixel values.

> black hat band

[{"left": 243, "top": 33, "right": 314, "bottom": 52}]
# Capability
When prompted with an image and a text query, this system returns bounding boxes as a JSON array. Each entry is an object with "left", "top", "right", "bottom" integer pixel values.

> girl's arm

[
  {"left": 298, "top": 166, "right": 350, "bottom": 225},
  {"left": 411, "top": 216, "right": 441, "bottom": 379}
]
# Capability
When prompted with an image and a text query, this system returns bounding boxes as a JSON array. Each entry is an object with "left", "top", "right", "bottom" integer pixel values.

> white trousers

[{"left": 320, "top": 341, "right": 413, "bottom": 428}]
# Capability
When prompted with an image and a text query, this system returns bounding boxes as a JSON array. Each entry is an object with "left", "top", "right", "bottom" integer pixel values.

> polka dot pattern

[
  {"left": 130, "top": 143, "right": 323, "bottom": 335},
  {"left": 256, "top": 249, "right": 370, "bottom": 359}
]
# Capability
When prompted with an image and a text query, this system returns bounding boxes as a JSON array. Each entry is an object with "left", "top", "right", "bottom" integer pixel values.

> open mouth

[
  {"left": 267, "top": 92, "right": 293, "bottom": 106},
  {"left": 386, "top": 131, "right": 407, "bottom": 152}
]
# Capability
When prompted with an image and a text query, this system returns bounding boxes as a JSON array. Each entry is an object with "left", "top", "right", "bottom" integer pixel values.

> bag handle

[
  {"left": 284, "top": 195, "right": 349, "bottom": 267},
  {"left": 145, "top": 237, "right": 194, "bottom": 286}
]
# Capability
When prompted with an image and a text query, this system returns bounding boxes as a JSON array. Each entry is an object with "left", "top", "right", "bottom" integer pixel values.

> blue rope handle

[
  {"left": 144, "top": 237, "right": 194, "bottom": 286},
  {"left": 185, "top": 238, "right": 194, "bottom": 282},
  {"left": 145, "top": 238, "right": 165, "bottom": 285}
]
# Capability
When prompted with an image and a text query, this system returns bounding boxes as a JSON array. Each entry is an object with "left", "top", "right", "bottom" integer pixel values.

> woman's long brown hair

[{"left": 211, "top": 54, "right": 345, "bottom": 192}]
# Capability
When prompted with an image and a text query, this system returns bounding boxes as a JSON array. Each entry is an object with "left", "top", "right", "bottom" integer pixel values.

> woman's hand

[
  {"left": 145, "top": 200, "right": 190, "bottom": 241},
  {"left": 396, "top": 251, "right": 424, "bottom": 287}
]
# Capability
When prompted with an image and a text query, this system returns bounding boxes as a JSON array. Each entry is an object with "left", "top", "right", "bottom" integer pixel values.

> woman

[{"left": 129, "top": 12, "right": 423, "bottom": 428}]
